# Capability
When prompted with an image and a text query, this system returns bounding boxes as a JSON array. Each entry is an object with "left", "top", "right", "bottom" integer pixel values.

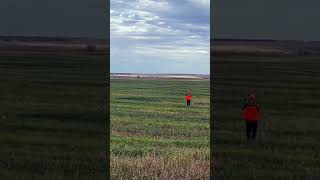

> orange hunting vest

[{"left": 243, "top": 105, "right": 260, "bottom": 121}]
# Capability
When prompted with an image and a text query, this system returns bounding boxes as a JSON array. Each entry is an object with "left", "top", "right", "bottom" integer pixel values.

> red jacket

[
  {"left": 243, "top": 105, "right": 260, "bottom": 121},
  {"left": 186, "top": 95, "right": 192, "bottom": 101}
]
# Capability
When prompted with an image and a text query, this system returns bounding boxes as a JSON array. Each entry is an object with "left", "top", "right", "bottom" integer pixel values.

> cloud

[
  {"left": 111, "top": 0, "right": 210, "bottom": 74},
  {"left": 187, "top": 0, "right": 210, "bottom": 9},
  {"left": 135, "top": 0, "right": 172, "bottom": 12}
]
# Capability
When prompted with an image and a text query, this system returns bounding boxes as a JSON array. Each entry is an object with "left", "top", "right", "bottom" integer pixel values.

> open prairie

[
  {"left": 111, "top": 79, "right": 210, "bottom": 179},
  {"left": 212, "top": 54, "right": 320, "bottom": 179},
  {"left": 0, "top": 38, "right": 108, "bottom": 179}
]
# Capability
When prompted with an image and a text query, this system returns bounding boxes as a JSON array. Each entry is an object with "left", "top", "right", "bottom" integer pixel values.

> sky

[
  {"left": 212, "top": 0, "right": 320, "bottom": 41},
  {"left": 0, "top": 0, "right": 108, "bottom": 38},
  {"left": 110, "top": 0, "right": 210, "bottom": 74}
]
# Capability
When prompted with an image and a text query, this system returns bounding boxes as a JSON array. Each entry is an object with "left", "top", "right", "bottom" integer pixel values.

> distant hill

[
  {"left": 0, "top": 36, "right": 109, "bottom": 52},
  {"left": 211, "top": 39, "right": 320, "bottom": 56}
]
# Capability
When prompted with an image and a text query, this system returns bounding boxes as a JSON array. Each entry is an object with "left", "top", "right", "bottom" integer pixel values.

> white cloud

[
  {"left": 110, "top": 0, "right": 210, "bottom": 74},
  {"left": 135, "top": 0, "right": 171, "bottom": 12},
  {"left": 187, "top": 0, "right": 210, "bottom": 9}
]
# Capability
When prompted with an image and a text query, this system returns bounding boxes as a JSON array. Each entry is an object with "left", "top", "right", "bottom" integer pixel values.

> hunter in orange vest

[
  {"left": 242, "top": 90, "right": 260, "bottom": 140},
  {"left": 186, "top": 90, "right": 192, "bottom": 106}
]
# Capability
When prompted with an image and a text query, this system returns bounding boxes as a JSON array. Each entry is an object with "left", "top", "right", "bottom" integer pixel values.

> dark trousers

[
  {"left": 246, "top": 121, "right": 258, "bottom": 140},
  {"left": 187, "top": 100, "right": 191, "bottom": 106}
]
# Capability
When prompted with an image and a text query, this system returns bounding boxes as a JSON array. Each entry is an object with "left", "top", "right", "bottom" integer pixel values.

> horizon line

[
  {"left": 2, "top": 35, "right": 320, "bottom": 42},
  {"left": 110, "top": 72, "right": 210, "bottom": 75}
]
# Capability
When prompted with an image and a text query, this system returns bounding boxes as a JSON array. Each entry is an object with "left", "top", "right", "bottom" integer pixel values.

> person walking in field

[
  {"left": 242, "top": 90, "right": 260, "bottom": 141},
  {"left": 186, "top": 90, "right": 192, "bottom": 106}
]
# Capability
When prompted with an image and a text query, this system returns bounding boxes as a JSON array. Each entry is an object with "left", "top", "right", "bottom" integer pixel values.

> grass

[
  {"left": 0, "top": 51, "right": 108, "bottom": 179},
  {"left": 212, "top": 55, "right": 320, "bottom": 179},
  {"left": 111, "top": 79, "right": 210, "bottom": 179}
]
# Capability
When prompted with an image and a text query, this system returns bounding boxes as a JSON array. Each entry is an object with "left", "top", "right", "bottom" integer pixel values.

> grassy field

[
  {"left": 212, "top": 55, "right": 320, "bottom": 179},
  {"left": 110, "top": 79, "right": 210, "bottom": 179},
  {"left": 0, "top": 51, "right": 108, "bottom": 179}
]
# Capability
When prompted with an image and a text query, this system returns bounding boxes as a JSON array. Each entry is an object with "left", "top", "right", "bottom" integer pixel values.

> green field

[
  {"left": 212, "top": 55, "right": 320, "bottom": 179},
  {"left": 0, "top": 51, "right": 108, "bottom": 179},
  {"left": 111, "top": 79, "right": 210, "bottom": 179}
]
